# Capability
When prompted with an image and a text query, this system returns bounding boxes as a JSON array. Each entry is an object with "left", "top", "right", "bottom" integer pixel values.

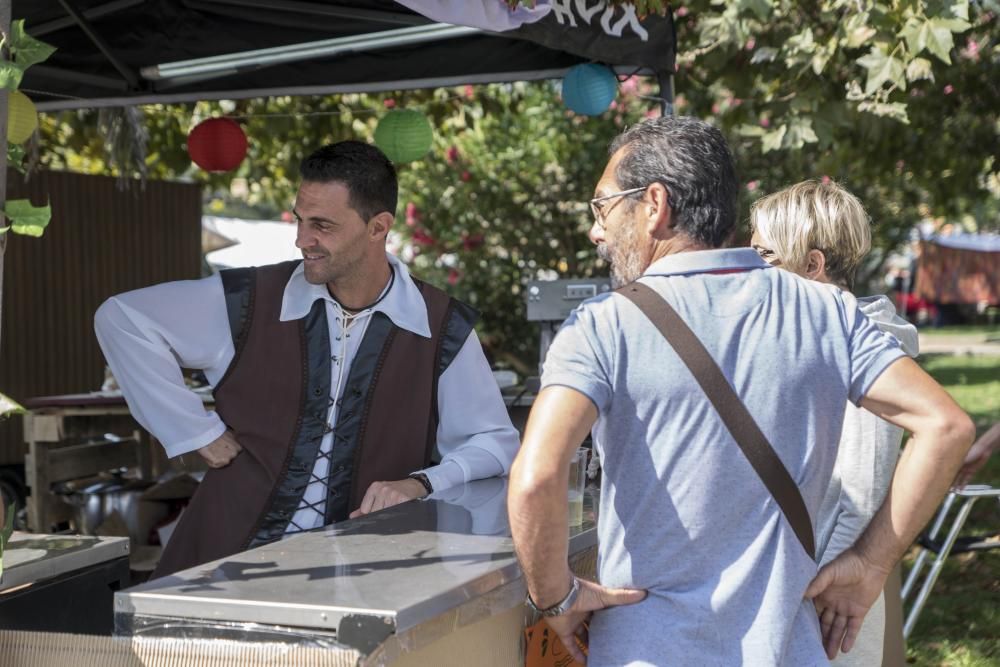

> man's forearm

[
  {"left": 853, "top": 419, "right": 974, "bottom": 571},
  {"left": 508, "top": 386, "right": 598, "bottom": 609},
  {"left": 509, "top": 463, "right": 574, "bottom": 608}
]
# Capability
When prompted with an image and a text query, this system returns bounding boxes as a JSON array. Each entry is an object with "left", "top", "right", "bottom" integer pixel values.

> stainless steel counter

[
  {"left": 114, "top": 478, "right": 597, "bottom": 663},
  {"left": 2, "top": 532, "right": 129, "bottom": 592}
]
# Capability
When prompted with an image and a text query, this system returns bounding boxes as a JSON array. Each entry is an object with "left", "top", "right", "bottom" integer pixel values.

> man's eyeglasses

[{"left": 589, "top": 186, "right": 648, "bottom": 230}]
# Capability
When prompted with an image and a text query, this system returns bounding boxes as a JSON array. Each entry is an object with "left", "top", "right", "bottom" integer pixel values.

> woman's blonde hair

[{"left": 750, "top": 180, "right": 871, "bottom": 289}]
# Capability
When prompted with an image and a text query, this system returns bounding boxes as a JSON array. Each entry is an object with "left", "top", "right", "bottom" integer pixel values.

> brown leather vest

[{"left": 153, "top": 261, "right": 477, "bottom": 578}]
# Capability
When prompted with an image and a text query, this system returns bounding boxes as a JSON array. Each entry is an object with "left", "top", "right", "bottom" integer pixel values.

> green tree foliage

[
  {"left": 674, "top": 0, "right": 999, "bottom": 280},
  {"left": 391, "top": 84, "right": 643, "bottom": 373},
  {"left": 36, "top": 2, "right": 998, "bottom": 369},
  {"left": 39, "top": 86, "right": 647, "bottom": 373}
]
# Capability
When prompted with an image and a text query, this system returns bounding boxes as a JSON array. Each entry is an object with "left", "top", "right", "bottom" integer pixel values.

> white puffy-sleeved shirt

[{"left": 95, "top": 253, "right": 519, "bottom": 531}]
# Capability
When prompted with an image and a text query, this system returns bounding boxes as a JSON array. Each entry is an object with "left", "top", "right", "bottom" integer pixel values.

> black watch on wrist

[{"left": 408, "top": 472, "right": 434, "bottom": 495}]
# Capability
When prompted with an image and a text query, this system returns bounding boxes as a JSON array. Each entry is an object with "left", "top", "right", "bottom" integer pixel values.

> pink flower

[
  {"left": 676, "top": 6, "right": 689, "bottom": 16},
  {"left": 405, "top": 202, "right": 421, "bottom": 227},
  {"left": 712, "top": 103, "right": 721, "bottom": 115},
  {"left": 412, "top": 229, "right": 435, "bottom": 246},
  {"left": 446, "top": 146, "right": 460, "bottom": 164},
  {"left": 447, "top": 269, "right": 460, "bottom": 286},
  {"left": 760, "top": 118, "right": 770, "bottom": 128},
  {"left": 460, "top": 171, "right": 472, "bottom": 182},
  {"left": 745, "top": 38, "right": 756, "bottom": 51},
  {"left": 821, "top": 175, "right": 831, "bottom": 184},
  {"left": 462, "top": 232, "right": 484, "bottom": 251},
  {"left": 961, "top": 38, "right": 980, "bottom": 62},
  {"left": 464, "top": 85, "right": 475, "bottom": 100},
  {"left": 281, "top": 210, "right": 294, "bottom": 223},
  {"left": 384, "top": 98, "right": 396, "bottom": 108},
  {"left": 620, "top": 76, "right": 639, "bottom": 94},
  {"left": 746, "top": 180, "right": 759, "bottom": 192},
  {"left": 943, "top": 84, "right": 954, "bottom": 95}
]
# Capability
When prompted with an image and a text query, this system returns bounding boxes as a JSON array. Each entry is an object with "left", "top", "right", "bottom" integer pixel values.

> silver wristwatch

[{"left": 526, "top": 576, "right": 580, "bottom": 617}]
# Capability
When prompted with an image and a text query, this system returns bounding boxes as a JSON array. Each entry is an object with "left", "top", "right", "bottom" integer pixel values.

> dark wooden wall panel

[{"left": 0, "top": 170, "right": 202, "bottom": 464}]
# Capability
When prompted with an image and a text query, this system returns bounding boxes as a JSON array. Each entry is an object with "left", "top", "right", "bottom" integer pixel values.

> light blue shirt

[{"left": 542, "top": 248, "right": 905, "bottom": 666}]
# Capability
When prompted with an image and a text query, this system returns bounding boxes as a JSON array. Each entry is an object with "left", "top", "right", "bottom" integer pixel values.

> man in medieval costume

[{"left": 96, "top": 141, "right": 520, "bottom": 578}]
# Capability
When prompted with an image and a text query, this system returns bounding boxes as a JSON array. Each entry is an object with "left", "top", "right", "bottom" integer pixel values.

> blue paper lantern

[{"left": 561, "top": 64, "right": 618, "bottom": 116}]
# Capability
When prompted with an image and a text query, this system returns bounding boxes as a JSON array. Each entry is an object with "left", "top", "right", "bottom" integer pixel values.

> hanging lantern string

[
  {"left": 17, "top": 89, "right": 471, "bottom": 122},
  {"left": 19, "top": 87, "right": 83, "bottom": 100},
  {"left": 213, "top": 92, "right": 468, "bottom": 122}
]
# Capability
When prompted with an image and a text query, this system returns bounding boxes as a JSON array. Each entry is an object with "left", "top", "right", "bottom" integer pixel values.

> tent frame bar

[{"left": 35, "top": 66, "right": 655, "bottom": 112}]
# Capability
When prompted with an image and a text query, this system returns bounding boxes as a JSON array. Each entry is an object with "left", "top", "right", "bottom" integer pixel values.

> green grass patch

[
  {"left": 919, "top": 355, "right": 1000, "bottom": 429},
  {"left": 919, "top": 326, "right": 1000, "bottom": 341},
  {"left": 905, "top": 354, "right": 1000, "bottom": 666}
]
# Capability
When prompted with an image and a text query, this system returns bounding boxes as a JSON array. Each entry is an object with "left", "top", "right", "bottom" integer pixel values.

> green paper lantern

[
  {"left": 8, "top": 90, "right": 38, "bottom": 145},
  {"left": 374, "top": 109, "right": 433, "bottom": 164}
]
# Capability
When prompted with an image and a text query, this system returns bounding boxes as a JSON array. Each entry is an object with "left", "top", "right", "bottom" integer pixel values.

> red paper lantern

[{"left": 187, "top": 118, "right": 248, "bottom": 172}]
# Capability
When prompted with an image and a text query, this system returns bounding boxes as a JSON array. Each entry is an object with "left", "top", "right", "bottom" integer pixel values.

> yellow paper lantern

[{"left": 7, "top": 91, "right": 38, "bottom": 145}]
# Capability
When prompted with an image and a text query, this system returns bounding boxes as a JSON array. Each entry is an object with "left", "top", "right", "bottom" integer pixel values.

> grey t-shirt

[{"left": 542, "top": 249, "right": 905, "bottom": 666}]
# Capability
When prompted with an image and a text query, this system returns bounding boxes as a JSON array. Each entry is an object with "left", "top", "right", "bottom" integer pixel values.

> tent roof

[{"left": 15, "top": 1, "right": 675, "bottom": 111}]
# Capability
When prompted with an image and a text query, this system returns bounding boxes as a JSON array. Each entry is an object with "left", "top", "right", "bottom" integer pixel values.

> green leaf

[
  {"left": 6, "top": 143, "right": 27, "bottom": 174},
  {"left": 858, "top": 100, "right": 911, "bottom": 124},
  {"left": 784, "top": 118, "right": 819, "bottom": 149},
  {"left": 4, "top": 200, "right": 52, "bottom": 238},
  {"left": 857, "top": 48, "right": 905, "bottom": 95},
  {"left": 811, "top": 40, "right": 835, "bottom": 76},
  {"left": 785, "top": 27, "right": 815, "bottom": 53},
  {"left": 900, "top": 18, "right": 927, "bottom": 55},
  {"left": 750, "top": 47, "right": 779, "bottom": 64},
  {"left": 9, "top": 20, "right": 56, "bottom": 69},
  {"left": 0, "top": 62, "right": 25, "bottom": 91},
  {"left": 925, "top": 18, "right": 963, "bottom": 64},
  {"left": 0, "top": 502, "right": 15, "bottom": 562},
  {"left": 738, "top": 0, "right": 772, "bottom": 21},
  {"left": 945, "top": 0, "right": 970, "bottom": 21},
  {"left": 0, "top": 392, "right": 25, "bottom": 419},
  {"left": 736, "top": 124, "right": 767, "bottom": 137},
  {"left": 845, "top": 24, "right": 877, "bottom": 49},
  {"left": 905, "top": 57, "right": 935, "bottom": 82},
  {"left": 761, "top": 125, "right": 787, "bottom": 153}
]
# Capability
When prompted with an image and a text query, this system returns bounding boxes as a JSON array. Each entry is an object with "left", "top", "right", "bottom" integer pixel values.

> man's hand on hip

[
  {"left": 543, "top": 579, "right": 647, "bottom": 665},
  {"left": 349, "top": 479, "right": 428, "bottom": 519},
  {"left": 805, "top": 547, "right": 890, "bottom": 660},
  {"left": 197, "top": 430, "right": 243, "bottom": 468}
]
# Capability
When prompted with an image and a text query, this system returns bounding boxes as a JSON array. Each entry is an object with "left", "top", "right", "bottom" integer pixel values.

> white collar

[{"left": 279, "top": 253, "right": 432, "bottom": 338}]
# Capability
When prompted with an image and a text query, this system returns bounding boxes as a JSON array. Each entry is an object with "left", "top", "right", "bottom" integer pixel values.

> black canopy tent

[{"left": 13, "top": 0, "right": 676, "bottom": 112}]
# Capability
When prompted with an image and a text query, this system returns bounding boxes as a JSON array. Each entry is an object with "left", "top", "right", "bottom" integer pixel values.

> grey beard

[{"left": 598, "top": 242, "right": 644, "bottom": 287}]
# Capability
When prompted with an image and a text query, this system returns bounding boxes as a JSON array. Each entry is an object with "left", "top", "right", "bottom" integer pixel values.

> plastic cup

[{"left": 568, "top": 447, "right": 588, "bottom": 527}]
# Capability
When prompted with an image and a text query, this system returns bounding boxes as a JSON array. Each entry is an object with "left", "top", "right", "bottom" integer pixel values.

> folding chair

[{"left": 901, "top": 484, "right": 1000, "bottom": 638}]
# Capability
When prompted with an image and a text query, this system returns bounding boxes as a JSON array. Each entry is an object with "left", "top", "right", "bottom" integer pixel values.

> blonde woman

[{"left": 750, "top": 180, "right": 918, "bottom": 666}]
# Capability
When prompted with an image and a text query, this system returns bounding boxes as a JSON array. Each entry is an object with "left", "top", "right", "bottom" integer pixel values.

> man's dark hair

[
  {"left": 609, "top": 116, "right": 738, "bottom": 248},
  {"left": 299, "top": 141, "right": 398, "bottom": 220}
]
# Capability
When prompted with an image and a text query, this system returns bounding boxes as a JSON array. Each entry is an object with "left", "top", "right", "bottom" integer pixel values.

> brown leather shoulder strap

[{"left": 617, "top": 281, "right": 816, "bottom": 560}]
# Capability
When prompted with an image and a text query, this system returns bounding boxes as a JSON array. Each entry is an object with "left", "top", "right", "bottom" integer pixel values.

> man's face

[
  {"left": 293, "top": 181, "right": 372, "bottom": 286},
  {"left": 590, "top": 148, "right": 654, "bottom": 287}
]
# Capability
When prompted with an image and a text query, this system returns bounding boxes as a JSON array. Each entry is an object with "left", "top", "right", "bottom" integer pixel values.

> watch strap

[
  {"left": 408, "top": 472, "right": 434, "bottom": 495},
  {"left": 527, "top": 576, "right": 580, "bottom": 617}
]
